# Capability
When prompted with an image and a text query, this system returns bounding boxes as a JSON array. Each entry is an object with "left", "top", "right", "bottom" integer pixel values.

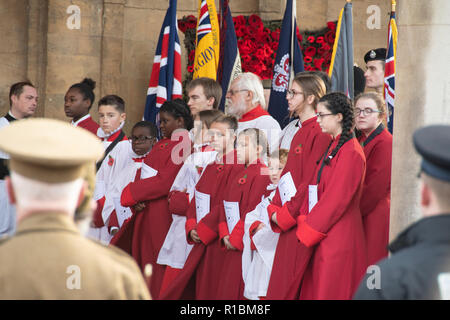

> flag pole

[
  {"left": 290, "top": 0, "right": 296, "bottom": 88},
  {"left": 391, "top": 0, "right": 396, "bottom": 12}
]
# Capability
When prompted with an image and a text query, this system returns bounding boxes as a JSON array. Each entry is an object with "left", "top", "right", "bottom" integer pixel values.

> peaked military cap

[
  {"left": 0, "top": 118, "right": 103, "bottom": 183},
  {"left": 413, "top": 125, "right": 450, "bottom": 182}
]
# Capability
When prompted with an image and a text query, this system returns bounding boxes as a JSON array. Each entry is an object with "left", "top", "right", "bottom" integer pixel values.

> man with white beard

[{"left": 225, "top": 73, "right": 281, "bottom": 158}]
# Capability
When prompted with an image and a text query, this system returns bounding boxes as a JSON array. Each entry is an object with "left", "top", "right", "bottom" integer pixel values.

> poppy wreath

[{"left": 178, "top": 14, "right": 336, "bottom": 90}]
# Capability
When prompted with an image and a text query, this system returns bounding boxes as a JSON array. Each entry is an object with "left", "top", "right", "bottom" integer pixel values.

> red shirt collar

[
  {"left": 239, "top": 105, "right": 270, "bottom": 122},
  {"left": 106, "top": 130, "right": 124, "bottom": 142}
]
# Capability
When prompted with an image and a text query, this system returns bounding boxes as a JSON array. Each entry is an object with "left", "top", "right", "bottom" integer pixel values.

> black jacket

[{"left": 354, "top": 214, "right": 450, "bottom": 300}]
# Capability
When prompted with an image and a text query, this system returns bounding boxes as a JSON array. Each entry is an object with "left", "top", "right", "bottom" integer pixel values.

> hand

[
  {"left": 223, "top": 235, "right": 236, "bottom": 250},
  {"left": 133, "top": 202, "right": 146, "bottom": 212},
  {"left": 252, "top": 223, "right": 265, "bottom": 235},
  {"left": 190, "top": 229, "right": 201, "bottom": 243},
  {"left": 271, "top": 212, "right": 278, "bottom": 226}
]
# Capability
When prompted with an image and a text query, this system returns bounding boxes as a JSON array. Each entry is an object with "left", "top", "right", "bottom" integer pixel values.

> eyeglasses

[
  {"left": 227, "top": 89, "right": 248, "bottom": 96},
  {"left": 354, "top": 108, "right": 382, "bottom": 116},
  {"left": 286, "top": 90, "right": 304, "bottom": 99},
  {"left": 316, "top": 112, "right": 334, "bottom": 119},
  {"left": 130, "top": 136, "right": 154, "bottom": 143}
]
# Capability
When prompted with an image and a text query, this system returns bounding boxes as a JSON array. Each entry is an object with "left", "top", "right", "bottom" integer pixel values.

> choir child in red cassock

[
  {"left": 294, "top": 92, "right": 367, "bottom": 300},
  {"left": 159, "top": 115, "right": 242, "bottom": 300},
  {"left": 216, "top": 128, "right": 272, "bottom": 300},
  {"left": 64, "top": 78, "right": 100, "bottom": 136},
  {"left": 242, "top": 149, "right": 289, "bottom": 300},
  {"left": 110, "top": 99, "right": 193, "bottom": 299},
  {"left": 157, "top": 109, "right": 222, "bottom": 295},
  {"left": 264, "top": 73, "right": 332, "bottom": 299},
  {"left": 355, "top": 92, "right": 392, "bottom": 266}
]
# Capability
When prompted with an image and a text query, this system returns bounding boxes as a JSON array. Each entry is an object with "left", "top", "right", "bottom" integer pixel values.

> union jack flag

[
  {"left": 384, "top": 10, "right": 397, "bottom": 134},
  {"left": 196, "top": 0, "right": 212, "bottom": 43},
  {"left": 144, "top": 0, "right": 182, "bottom": 125}
]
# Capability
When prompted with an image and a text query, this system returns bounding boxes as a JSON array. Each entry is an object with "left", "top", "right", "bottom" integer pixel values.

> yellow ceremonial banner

[{"left": 193, "top": 0, "right": 220, "bottom": 80}]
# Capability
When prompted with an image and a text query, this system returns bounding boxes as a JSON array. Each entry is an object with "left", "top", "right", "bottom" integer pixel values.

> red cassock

[
  {"left": 266, "top": 117, "right": 332, "bottom": 299},
  {"left": 295, "top": 136, "right": 367, "bottom": 300},
  {"left": 216, "top": 160, "right": 272, "bottom": 300},
  {"left": 159, "top": 151, "right": 243, "bottom": 300},
  {"left": 110, "top": 136, "right": 188, "bottom": 299},
  {"left": 358, "top": 126, "right": 392, "bottom": 266},
  {"left": 76, "top": 115, "right": 99, "bottom": 136}
]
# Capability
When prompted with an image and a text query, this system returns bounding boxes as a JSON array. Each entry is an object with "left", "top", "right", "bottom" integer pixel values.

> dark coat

[{"left": 354, "top": 214, "right": 450, "bottom": 300}]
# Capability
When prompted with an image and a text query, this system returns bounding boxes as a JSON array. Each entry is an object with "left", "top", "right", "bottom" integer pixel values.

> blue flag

[
  {"left": 144, "top": 0, "right": 182, "bottom": 124},
  {"left": 217, "top": 0, "right": 241, "bottom": 111},
  {"left": 267, "top": 0, "right": 304, "bottom": 129}
]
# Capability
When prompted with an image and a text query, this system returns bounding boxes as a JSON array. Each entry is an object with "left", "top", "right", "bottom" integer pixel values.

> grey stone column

[{"left": 389, "top": 0, "right": 450, "bottom": 240}]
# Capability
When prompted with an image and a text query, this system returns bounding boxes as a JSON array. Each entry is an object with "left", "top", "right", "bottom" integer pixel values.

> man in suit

[
  {"left": 0, "top": 118, "right": 150, "bottom": 299},
  {"left": 0, "top": 81, "right": 38, "bottom": 238}
]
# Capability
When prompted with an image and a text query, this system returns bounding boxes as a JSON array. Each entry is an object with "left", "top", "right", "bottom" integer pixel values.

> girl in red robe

[
  {"left": 355, "top": 92, "right": 392, "bottom": 266},
  {"left": 264, "top": 73, "right": 332, "bottom": 299},
  {"left": 216, "top": 128, "right": 272, "bottom": 300},
  {"left": 64, "top": 78, "right": 100, "bottom": 136},
  {"left": 294, "top": 92, "right": 367, "bottom": 299},
  {"left": 110, "top": 99, "right": 193, "bottom": 299}
]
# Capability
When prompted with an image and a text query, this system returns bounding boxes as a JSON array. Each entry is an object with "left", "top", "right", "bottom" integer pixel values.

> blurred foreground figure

[{"left": 0, "top": 118, "right": 150, "bottom": 300}]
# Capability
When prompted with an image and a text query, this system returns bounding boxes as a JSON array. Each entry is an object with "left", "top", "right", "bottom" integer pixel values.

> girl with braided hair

[
  {"left": 111, "top": 99, "right": 193, "bottom": 299},
  {"left": 294, "top": 92, "right": 367, "bottom": 299}
]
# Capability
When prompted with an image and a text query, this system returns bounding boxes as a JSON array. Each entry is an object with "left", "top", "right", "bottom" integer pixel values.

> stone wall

[{"left": 0, "top": 0, "right": 390, "bottom": 135}]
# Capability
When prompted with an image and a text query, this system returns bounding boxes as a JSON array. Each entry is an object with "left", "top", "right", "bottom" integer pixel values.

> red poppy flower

[
  {"left": 188, "top": 50, "right": 195, "bottom": 62},
  {"left": 196, "top": 166, "right": 203, "bottom": 175},
  {"left": 159, "top": 142, "right": 168, "bottom": 149},
  {"left": 178, "top": 20, "right": 187, "bottom": 33},
  {"left": 304, "top": 46, "right": 317, "bottom": 57},
  {"left": 233, "top": 15, "right": 246, "bottom": 28},
  {"left": 217, "top": 164, "right": 224, "bottom": 172},
  {"left": 327, "top": 21, "right": 337, "bottom": 31},
  {"left": 295, "top": 144, "right": 303, "bottom": 154},
  {"left": 316, "top": 36, "right": 324, "bottom": 44},
  {"left": 271, "top": 30, "right": 280, "bottom": 41},
  {"left": 187, "top": 65, "right": 194, "bottom": 73},
  {"left": 304, "top": 56, "right": 313, "bottom": 64},
  {"left": 307, "top": 36, "right": 315, "bottom": 43},
  {"left": 324, "top": 30, "right": 336, "bottom": 44},
  {"left": 108, "top": 155, "right": 114, "bottom": 166},
  {"left": 238, "top": 174, "right": 248, "bottom": 185},
  {"left": 314, "top": 58, "right": 324, "bottom": 70}
]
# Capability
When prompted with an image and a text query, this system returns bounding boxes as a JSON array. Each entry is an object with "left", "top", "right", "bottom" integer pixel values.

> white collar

[
  {"left": 266, "top": 183, "right": 278, "bottom": 191},
  {"left": 131, "top": 146, "right": 152, "bottom": 159},
  {"left": 7, "top": 111, "right": 17, "bottom": 120},
  {"left": 71, "top": 114, "right": 91, "bottom": 126},
  {"left": 97, "top": 121, "right": 125, "bottom": 139}
]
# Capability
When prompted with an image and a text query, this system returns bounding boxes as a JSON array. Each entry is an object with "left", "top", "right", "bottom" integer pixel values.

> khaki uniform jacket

[{"left": 0, "top": 212, "right": 150, "bottom": 300}]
